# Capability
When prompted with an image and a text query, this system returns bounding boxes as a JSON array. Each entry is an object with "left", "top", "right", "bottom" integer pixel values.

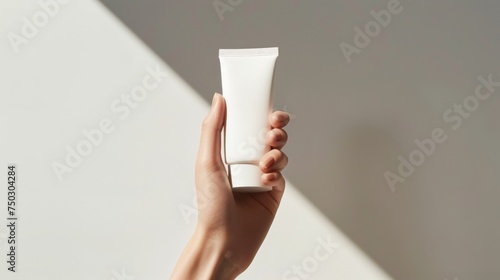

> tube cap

[{"left": 228, "top": 164, "right": 272, "bottom": 192}]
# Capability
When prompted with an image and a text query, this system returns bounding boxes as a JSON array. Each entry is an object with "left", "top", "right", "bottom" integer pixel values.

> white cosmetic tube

[{"left": 219, "top": 47, "right": 279, "bottom": 192}]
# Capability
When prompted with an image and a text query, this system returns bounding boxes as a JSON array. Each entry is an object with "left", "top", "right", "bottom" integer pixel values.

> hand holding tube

[{"left": 171, "top": 93, "right": 290, "bottom": 279}]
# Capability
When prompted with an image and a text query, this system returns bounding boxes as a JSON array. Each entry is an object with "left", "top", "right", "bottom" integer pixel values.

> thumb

[{"left": 196, "top": 93, "right": 226, "bottom": 173}]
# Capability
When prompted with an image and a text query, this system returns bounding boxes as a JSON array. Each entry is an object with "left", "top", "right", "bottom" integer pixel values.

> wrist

[
  {"left": 194, "top": 227, "right": 240, "bottom": 279},
  {"left": 171, "top": 227, "right": 240, "bottom": 280}
]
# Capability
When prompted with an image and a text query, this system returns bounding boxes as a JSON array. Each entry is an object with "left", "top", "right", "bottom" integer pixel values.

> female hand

[{"left": 171, "top": 93, "right": 290, "bottom": 279}]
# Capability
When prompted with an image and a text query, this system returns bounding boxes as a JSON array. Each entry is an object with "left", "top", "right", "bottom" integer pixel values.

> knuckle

[
  {"left": 197, "top": 156, "right": 219, "bottom": 173},
  {"left": 201, "top": 117, "right": 211, "bottom": 130}
]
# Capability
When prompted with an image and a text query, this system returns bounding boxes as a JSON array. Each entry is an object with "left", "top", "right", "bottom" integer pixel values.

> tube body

[{"left": 219, "top": 47, "right": 278, "bottom": 192}]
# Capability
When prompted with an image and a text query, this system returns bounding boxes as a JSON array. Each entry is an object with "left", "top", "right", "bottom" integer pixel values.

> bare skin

[{"left": 171, "top": 93, "right": 290, "bottom": 279}]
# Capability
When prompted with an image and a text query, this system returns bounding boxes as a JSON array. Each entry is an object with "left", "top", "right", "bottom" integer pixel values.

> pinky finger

[{"left": 262, "top": 172, "right": 286, "bottom": 192}]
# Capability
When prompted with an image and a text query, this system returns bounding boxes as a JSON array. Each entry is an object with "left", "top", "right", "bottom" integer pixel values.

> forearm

[{"left": 171, "top": 229, "right": 239, "bottom": 280}]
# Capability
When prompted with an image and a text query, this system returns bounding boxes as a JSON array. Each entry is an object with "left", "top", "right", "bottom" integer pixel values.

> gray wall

[{"left": 99, "top": 0, "right": 500, "bottom": 279}]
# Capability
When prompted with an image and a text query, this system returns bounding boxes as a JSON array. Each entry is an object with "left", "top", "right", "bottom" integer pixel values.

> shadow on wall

[
  {"left": 331, "top": 125, "right": 425, "bottom": 279},
  {"left": 98, "top": 0, "right": 500, "bottom": 279}
]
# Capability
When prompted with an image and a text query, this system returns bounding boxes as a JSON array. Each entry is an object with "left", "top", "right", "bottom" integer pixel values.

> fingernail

[
  {"left": 264, "top": 156, "right": 275, "bottom": 169},
  {"left": 266, "top": 173, "right": 276, "bottom": 181},
  {"left": 274, "top": 132, "right": 282, "bottom": 142},
  {"left": 277, "top": 113, "right": 286, "bottom": 122},
  {"left": 212, "top": 93, "right": 219, "bottom": 107}
]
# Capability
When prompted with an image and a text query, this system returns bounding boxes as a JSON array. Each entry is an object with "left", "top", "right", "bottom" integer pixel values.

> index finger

[{"left": 270, "top": 111, "right": 290, "bottom": 129}]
